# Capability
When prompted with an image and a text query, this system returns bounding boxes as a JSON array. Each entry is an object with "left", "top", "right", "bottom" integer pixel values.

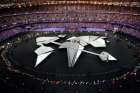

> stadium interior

[{"left": 0, "top": 0, "right": 140, "bottom": 93}]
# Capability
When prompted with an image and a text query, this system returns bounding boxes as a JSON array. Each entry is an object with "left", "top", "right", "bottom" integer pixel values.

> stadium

[{"left": 0, "top": 0, "right": 140, "bottom": 93}]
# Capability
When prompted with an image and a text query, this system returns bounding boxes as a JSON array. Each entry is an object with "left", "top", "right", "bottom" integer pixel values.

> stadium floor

[{"left": 6, "top": 33, "right": 137, "bottom": 80}]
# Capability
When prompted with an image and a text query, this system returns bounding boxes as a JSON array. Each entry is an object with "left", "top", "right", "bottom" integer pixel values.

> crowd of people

[
  {"left": 0, "top": 2, "right": 140, "bottom": 93},
  {"left": 0, "top": 5, "right": 140, "bottom": 42},
  {"left": 0, "top": 0, "right": 140, "bottom": 10},
  {"left": 0, "top": 7, "right": 140, "bottom": 27}
]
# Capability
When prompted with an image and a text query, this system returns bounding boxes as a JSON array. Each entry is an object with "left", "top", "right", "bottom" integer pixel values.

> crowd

[
  {"left": 0, "top": 2, "right": 140, "bottom": 93},
  {"left": 0, "top": 0, "right": 140, "bottom": 9},
  {"left": 0, "top": 10, "right": 140, "bottom": 28},
  {"left": 0, "top": 9, "right": 140, "bottom": 41},
  {"left": 0, "top": 5, "right": 140, "bottom": 42}
]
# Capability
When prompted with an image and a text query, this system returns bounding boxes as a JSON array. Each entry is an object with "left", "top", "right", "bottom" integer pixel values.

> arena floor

[{"left": 6, "top": 32, "right": 137, "bottom": 80}]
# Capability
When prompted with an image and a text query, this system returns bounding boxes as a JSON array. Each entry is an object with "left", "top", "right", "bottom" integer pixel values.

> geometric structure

[
  {"left": 67, "top": 36, "right": 106, "bottom": 48},
  {"left": 59, "top": 41, "right": 84, "bottom": 67},
  {"left": 36, "top": 36, "right": 59, "bottom": 45},
  {"left": 99, "top": 51, "right": 117, "bottom": 62},
  {"left": 58, "top": 34, "right": 67, "bottom": 38},
  {"left": 59, "top": 41, "right": 117, "bottom": 67},
  {"left": 34, "top": 37, "right": 59, "bottom": 67},
  {"left": 34, "top": 46, "right": 54, "bottom": 67},
  {"left": 34, "top": 36, "right": 117, "bottom": 68}
]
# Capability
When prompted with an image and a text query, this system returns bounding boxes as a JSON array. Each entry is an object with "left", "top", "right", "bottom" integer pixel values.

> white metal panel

[
  {"left": 35, "top": 46, "right": 54, "bottom": 67},
  {"left": 89, "top": 38, "right": 106, "bottom": 47},
  {"left": 36, "top": 37, "right": 59, "bottom": 44},
  {"left": 35, "top": 52, "right": 52, "bottom": 67},
  {"left": 35, "top": 46, "right": 54, "bottom": 55},
  {"left": 74, "top": 45, "right": 84, "bottom": 63},
  {"left": 99, "top": 51, "right": 117, "bottom": 62}
]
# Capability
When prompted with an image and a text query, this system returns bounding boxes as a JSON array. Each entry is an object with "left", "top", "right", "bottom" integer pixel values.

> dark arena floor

[
  {"left": 7, "top": 33, "right": 137, "bottom": 79},
  {"left": 0, "top": 0, "right": 140, "bottom": 93}
]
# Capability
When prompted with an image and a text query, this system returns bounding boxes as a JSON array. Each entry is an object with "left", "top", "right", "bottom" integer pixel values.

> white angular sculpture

[
  {"left": 68, "top": 36, "right": 106, "bottom": 48},
  {"left": 34, "top": 36, "right": 117, "bottom": 68},
  {"left": 34, "top": 37, "right": 59, "bottom": 67},
  {"left": 35, "top": 45, "right": 54, "bottom": 67},
  {"left": 36, "top": 37, "right": 59, "bottom": 45},
  {"left": 59, "top": 41, "right": 84, "bottom": 67},
  {"left": 58, "top": 34, "right": 67, "bottom": 38},
  {"left": 99, "top": 51, "right": 117, "bottom": 62}
]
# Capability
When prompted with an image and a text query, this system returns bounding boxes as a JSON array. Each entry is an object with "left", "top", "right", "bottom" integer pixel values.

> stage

[{"left": 6, "top": 33, "right": 137, "bottom": 80}]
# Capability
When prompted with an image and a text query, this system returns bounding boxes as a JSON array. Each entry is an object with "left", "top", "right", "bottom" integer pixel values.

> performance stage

[{"left": 6, "top": 33, "right": 137, "bottom": 80}]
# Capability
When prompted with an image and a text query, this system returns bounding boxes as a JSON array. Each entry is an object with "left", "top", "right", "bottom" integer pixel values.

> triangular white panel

[
  {"left": 79, "top": 40, "right": 88, "bottom": 46},
  {"left": 99, "top": 51, "right": 117, "bottom": 62},
  {"left": 67, "top": 48, "right": 77, "bottom": 67},
  {"left": 35, "top": 46, "right": 54, "bottom": 55},
  {"left": 67, "top": 36, "right": 77, "bottom": 40},
  {"left": 67, "top": 43, "right": 84, "bottom": 67},
  {"left": 89, "top": 38, "right": 106, "bottom": 47},
  {"left": 35, "top": 52, "right": 52, "bottom": 67},
  {"left": 78, "top": 36, "right": 90, "bottom": 42},
  {"left": 74, "top": 45, "right": 84, "bottom": 63},
  {"left": 36, "top": 37, "right": 59, "bottom": 45},
  {"left": 66, "top": 42, "right": 79, "bottom": 67},
  {"left": 58, "top": 34, "right": 66, "bottom": 38},
  {"left": 35, "top": 46, "right": 54, "bottom": 67}
]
